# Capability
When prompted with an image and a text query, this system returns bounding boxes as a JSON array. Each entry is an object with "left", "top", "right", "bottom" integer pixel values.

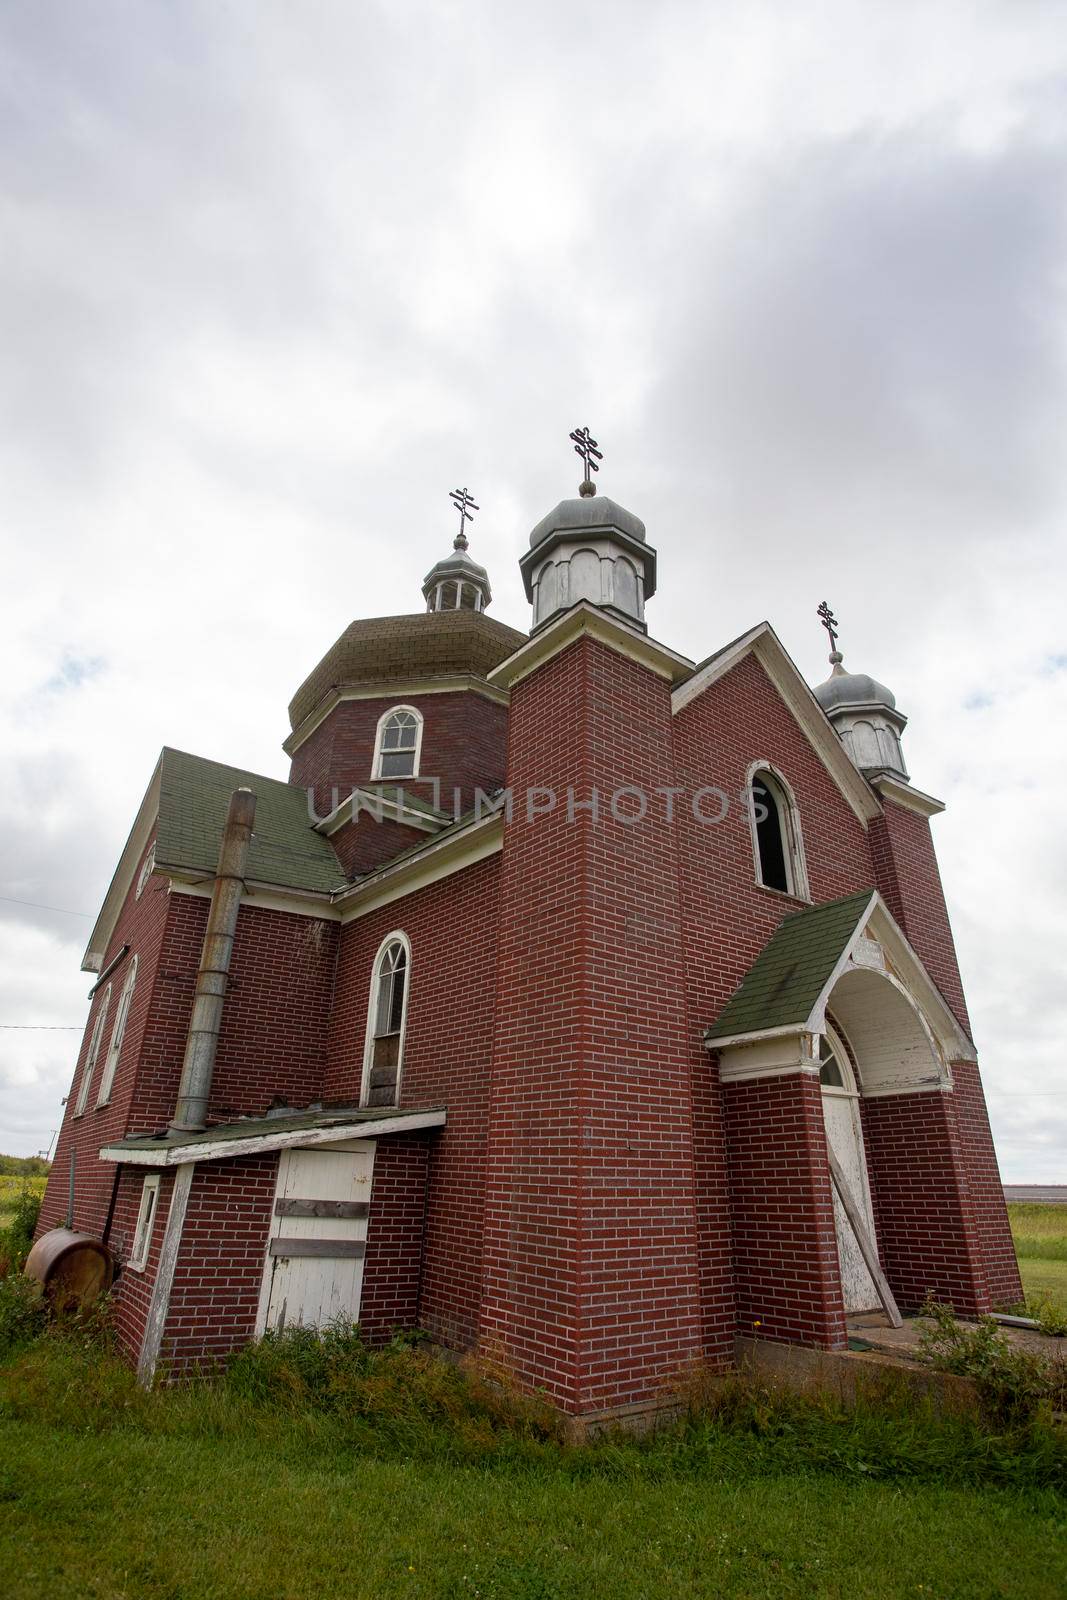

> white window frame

[
  {"left": 371, "top": 705, "right": 424, "bottom": 782},
  {"left": 74, "top": 983, "right": 111, "bottom": 1117},
  {"left": 360, "top": 930, "right": 412, "bottom": 1108},
  {"left": 819, "top": 1021, "right": 860, "bottom": 1098},
  {"left": 96, "top": 954, "right": 138, "bottom": 1108},
  {"left": 135, "top": 845, "right": 156, "bottom": 899},
  {"left": 745, "top": 760, "right": 811, "bottom": 901},
  {"left": 129, "top": 1173, "right": 161, "bottom": 1271}
]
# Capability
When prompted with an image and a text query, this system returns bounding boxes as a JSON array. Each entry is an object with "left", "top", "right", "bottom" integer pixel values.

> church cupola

[
  {"left": 519, "top": 427, "right": 657, "bottom": 633},
  {"left": 812, "top": 602, "right": 909, "bottom": 780},
  {"left": 422, "top": 487, "right": 493, "bottom": 613}
]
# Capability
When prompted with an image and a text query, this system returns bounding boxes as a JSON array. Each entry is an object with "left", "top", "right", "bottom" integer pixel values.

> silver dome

[{"left": 528, "top": 493, "right": 646, "bottom": 549}]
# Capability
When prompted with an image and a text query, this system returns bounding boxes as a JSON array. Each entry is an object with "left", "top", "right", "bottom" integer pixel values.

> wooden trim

[
  {"left": 137, "top": 1162, "right": 195, "bottom": 1386},
  {"left": 488, "top": 602, "right": 694, "bottom": 691},
  {"left": 268, "top": 1238, "right": 367, "bottom": 1259},
  {"left": 275, "top": 1198, "right": 370, "bottom": 1219},
  {"left": 101, "top": 1108, "right": 446, "bottom": 1166}
]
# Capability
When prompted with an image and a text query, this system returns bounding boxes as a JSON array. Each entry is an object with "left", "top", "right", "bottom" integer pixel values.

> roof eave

[{"left": 82, "top": 757, "right": 163, "bottom": 973}]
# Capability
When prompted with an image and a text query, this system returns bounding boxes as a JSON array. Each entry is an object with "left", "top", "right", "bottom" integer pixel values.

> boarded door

[{"left": 259, "top": 1142, "right": 375, "bottom": 1333}]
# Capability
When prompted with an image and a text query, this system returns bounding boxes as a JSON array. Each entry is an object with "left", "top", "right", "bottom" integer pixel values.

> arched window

[
  {"left": 819, "top": 1029, "right": 852, "bottom": 1091},
  {"left": 362, "top": 934, "right": 411, "bottom": 1107},
  {"left": 74, "top": 984, "right": 111, "bottom": 1116},
  {"left": 96, "top": 954, "right": 138, "bottom": 1107},
  {"left": 135, "top": 845, "right": 155, "bottom": 899},
  {"left": 372, "top": 706, "right": 423, "bottom": 781},
  {"left": 747, "top": 764, "right": 809, "bottom": 900}
]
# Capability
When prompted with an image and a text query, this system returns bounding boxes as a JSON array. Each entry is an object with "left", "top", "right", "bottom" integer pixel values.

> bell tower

[{"left": 519, "top": 428, "right": 657, "bottom": 632}]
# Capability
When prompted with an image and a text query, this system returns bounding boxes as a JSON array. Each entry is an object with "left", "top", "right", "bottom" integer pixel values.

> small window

[
  {"left": 372, "top": 706, "right": 423, "bottom": 781},
  {"left": 74, "top": 984, "right": 111, "bottom": 1116},
  {"left": 135, "top": 845, "right": 155, "bottom": 899},
  {"left": 96, "top": 954, "right": 138, "bottom": 1107},
  {"left": 819, "top": 1025, "right": 857, "bottom": 1094},
  {"left": 129, "top": 1173, "right": 161, "bottom": 1271},
  {"left": 747, "top": 765, "right": 809, "bottom": 900},
  {"left": 363, "top": 934, "right": 410, "bottom": 1108},
  {"left": 819, "top": 1035, "right": 845, "bottom": 1089}
]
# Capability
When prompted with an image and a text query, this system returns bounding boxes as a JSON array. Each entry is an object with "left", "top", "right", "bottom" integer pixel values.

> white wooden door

[
  {"left": 258, "top": 1142, "right": 375, "bottom": 1334},
  {"left": 819, "top": 1033, "right": 880, "bottom": 1315}
]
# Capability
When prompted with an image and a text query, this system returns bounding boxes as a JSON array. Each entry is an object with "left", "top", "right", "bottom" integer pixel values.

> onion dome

[
  {"left": 814, "top": 649, "right": 909, "bottom": 780},
  {"left": 520, "top": 483, "right": 657, "bottom": 633},
  {"left": 422, "top": 528, "right": 492, "bottom": 614}
]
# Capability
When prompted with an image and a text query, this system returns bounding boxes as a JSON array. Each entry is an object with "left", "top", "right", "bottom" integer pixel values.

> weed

[
  {"left": 0, "top": 1274, "right": 46, "bottom": 1361},
  {"left": 1028, "top": 1294, "right": 1067, "bottom": 1338},
  {"left": 917, "top": 1300, "right": 1066, "bottom": 1423},
  {"left": 0, "top": 1186, "right": 41, "bottom": 1276}
]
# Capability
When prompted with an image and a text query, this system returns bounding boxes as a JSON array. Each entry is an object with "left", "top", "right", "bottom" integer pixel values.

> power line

[
  {"left": 0, "top": 894, "right": 92, "bottom": 918},
  {"left": 0, "top": 1024, "right": 82, "bottom": 1031}
]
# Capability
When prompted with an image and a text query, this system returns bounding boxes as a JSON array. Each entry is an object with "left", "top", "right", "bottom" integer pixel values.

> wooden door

[
  {"left": 819, "top": 1033, "right": 880, "bottom": 1315},
  {"left": 259, "top": 1143, "right": 375, "bottom": 1334}
]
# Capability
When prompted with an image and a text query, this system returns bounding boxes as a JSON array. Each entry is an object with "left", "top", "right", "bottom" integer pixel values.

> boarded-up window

[{"left": 366, "top": 938, "right": 408, "bottom": 1107}]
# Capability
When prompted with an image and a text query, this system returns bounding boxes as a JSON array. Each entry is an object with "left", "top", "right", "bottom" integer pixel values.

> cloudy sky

[{"left": 1, "top": 1, "right": 1065, "bottom": 1177}]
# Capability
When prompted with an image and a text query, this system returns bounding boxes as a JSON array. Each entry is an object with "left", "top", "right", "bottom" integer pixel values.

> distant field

[
  {"left": 0, "top": 1177, "right": 46, "bottom": 1224},
  {"left": 1008, "top": 1202, "right": 1067, "bottom": 1314}
]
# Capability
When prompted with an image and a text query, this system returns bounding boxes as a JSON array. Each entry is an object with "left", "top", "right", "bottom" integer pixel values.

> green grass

[
  {"left": 1008, "top": 1204, "right": 1067, "bottom": 1318},
  {"left": 0, "top": 1332, "right": 1065, "bottom": 1600},
  {"left": 3, "top": 1418, "right": 1064, "bottom": 1600}
]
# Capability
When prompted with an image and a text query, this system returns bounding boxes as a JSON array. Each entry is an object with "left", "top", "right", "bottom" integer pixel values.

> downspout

[
  {"left": 169, "top": 786, "right": 256, "bottom": 1133},
  {"left": 139, "top": 786, "right": 255, "bottom": 1386}
]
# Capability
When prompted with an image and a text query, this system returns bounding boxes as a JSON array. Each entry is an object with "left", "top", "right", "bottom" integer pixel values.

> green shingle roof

[
  {"left": 705, "top": 890, "right": 876, "bottom": 1042},
  {"left": 156, "top": 747, "right": 343, "bottom": 896}
]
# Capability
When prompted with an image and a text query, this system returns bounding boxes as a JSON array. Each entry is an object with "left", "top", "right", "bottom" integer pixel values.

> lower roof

[{"left": 100, "top": 1104, "right": 446, "bottom": 1166}]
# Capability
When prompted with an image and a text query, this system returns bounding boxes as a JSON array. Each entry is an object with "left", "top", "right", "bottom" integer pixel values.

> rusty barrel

[{"left": 24, "top": 1228, "right": 115, "bottom": 1308}]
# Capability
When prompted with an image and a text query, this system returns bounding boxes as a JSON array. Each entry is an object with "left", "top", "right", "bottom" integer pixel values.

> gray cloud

[{"left": 1, "top": 1, "right": 1066, "bottom": 1176}]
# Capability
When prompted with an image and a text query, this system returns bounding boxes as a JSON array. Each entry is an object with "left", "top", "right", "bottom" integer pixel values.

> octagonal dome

[{"left": 288, "top": 611, "right": 527, "bottom": 733}]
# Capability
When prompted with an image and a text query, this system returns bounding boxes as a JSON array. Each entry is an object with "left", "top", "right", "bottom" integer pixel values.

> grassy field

[
  {"left": 1008, "top": 1203, "right": 1067, "bottom": 1314},
  {"left": 0, "top": 1174, "right": 47, "bottom": 1224},
  {"left": 0, "top": 1329, "right": 1064, "bottom": 1600}
]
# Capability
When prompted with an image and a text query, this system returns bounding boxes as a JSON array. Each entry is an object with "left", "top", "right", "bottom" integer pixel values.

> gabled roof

[
  {"left": 706, "top": 891, "right": 876, "bottom": 1041},
  {"left": 673, "top": 621, "right": 882, "bottom": 826},
  {"left": 156, "top": 748, "right": 342, "bottom": 894},
  {"left": 83, "top": 747, "right": 344, "bottom": 972},
  {"left": 705, "top": 888, "right": 975, "bottom": 1063}
]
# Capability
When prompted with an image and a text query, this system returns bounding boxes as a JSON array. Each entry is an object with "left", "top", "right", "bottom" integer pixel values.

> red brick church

[{"left": 37, "top": 448, "right": 1021, "bottom": 1422}]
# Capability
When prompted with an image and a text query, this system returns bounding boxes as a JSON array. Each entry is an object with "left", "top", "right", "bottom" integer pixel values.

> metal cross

[
  {"left": 569, "top": 426, "right": 603, "bottom": 484},
  {"left": 817, "top": 600, "right": 839, "bottom": 653},
  {"left": 449, "top": 486, "right": 479, "bottom": 544}
]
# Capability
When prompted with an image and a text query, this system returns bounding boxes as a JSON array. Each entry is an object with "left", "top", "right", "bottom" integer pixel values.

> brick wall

[
  {"left": 860, "top": 1089, "right": 989, "bottom": 1313},
  {"left": 722, "top": 1071, "right": 847, "bottom": 1347},
  {"left": 127, "top": 893, "right": 338, "bottom": 1133},
  {"left": 325, "top": 854, "right": 502, "bottom": 1351},
  {"left": 359, "top": 1136, "right": 430, "bottom": 1340},
  {"left": 326, "top": 813, "right": 430, "bottom": 879},
  {"left": 952, "top": 1062, "right": 1022, "bottom": 1305},
  {"left": 107, "top": 1165, "right": 173, "bottom": 1365},
  {"left": 672, "top": 653, "right": 876, "bottom": 1348},
  {"left": 161, "top": 1155, "right": 278, "bottom": 1376},
  {"left": 289, "top": 689, "right": 509, "bottom": 822},
  {"left": 37, "top": 835, "right": 170, "bottom": 1242},
  {"left": 869, "top": 801, "right": 970, "bottom": 1034},
  {"left": 480, "top": 634, "right": 704, "bottom": 1414}
]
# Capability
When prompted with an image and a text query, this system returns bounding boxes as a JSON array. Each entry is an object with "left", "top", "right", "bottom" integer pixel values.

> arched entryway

[{"left": 818, "top": 966, "right": 949, "bottom": 1318}]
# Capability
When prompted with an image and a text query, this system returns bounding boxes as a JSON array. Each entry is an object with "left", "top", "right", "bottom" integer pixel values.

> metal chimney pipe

[{"left": 169, "top": 786, "right": 256, "bottom": 1134}]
